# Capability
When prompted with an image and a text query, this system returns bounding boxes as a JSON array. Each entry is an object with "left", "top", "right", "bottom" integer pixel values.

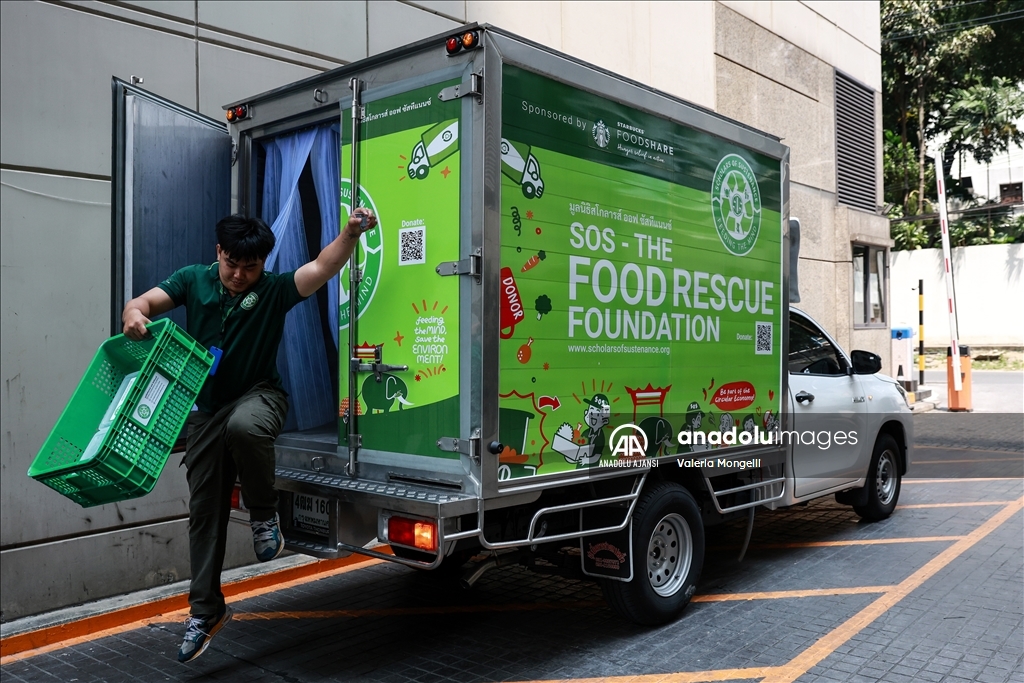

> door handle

[{"left": 795, "top": 391, "right": 815, "bottom": 404}]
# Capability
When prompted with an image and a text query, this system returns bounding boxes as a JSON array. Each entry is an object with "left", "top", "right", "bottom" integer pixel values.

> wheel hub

[{"left": 647, "top": 512, "right": 693, "bottom": 597}]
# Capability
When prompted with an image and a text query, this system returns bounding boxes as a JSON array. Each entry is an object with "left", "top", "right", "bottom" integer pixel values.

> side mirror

[{"left": 850, "top": 350, "right": 882, "bottom": 375}]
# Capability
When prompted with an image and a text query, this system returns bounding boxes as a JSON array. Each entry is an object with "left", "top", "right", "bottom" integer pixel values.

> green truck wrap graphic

[
  {"left": 498, "top": 65, "right": 784, "bottom": 480},
  {"left": 340, "top": 80, "right": 462, "bottom": 457}
]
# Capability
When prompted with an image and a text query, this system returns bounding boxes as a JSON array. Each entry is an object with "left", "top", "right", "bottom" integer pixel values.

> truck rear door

[
  {"left": 341, "top": 70, "right": 472, "bottom": 480},
  {"left": 111, "top": 78, "right": 231, "bottom": 334}
]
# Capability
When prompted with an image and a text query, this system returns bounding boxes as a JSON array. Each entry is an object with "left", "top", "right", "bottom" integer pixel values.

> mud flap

[{"left": 580, "top": 518, "right": 633, "bottom": 582}]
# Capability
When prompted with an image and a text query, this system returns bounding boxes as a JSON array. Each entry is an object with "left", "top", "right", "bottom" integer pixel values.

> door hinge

[
  {"left": 437, "top": 434, "right": 480, "bottom": 458},
  {"left": 436, "top": 248, "right": 481, "bottom": 280},
  {"left": 438, "top": 72, "right": 483, "bottom": 103}
]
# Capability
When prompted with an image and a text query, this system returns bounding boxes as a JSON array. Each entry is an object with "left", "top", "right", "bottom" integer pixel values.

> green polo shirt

[{"left": 158, "top": 262, "right": 306, "bottom": 413}]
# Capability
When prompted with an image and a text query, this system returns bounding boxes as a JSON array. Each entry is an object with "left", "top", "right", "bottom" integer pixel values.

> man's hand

[
  {"left": 347, "top": 207, "right": 378, "bottom": 235},
  {"left": 123, "top": 308, "right": 152, "bottom": 340},
  {"left": 295, "top": 209, "right": 378, "bottom": 298},
  {"left": 122, "top": 287, "right": 176, "bottom": 340}
]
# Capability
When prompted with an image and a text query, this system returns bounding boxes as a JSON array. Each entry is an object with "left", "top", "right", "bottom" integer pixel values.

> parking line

[
  {"left": 218, "top": 587, "right": 895, "bottom": 623},
  {"left": 912, "top": 458, "right": 1023, "bottom": 464},
  {"left": 762, "top": 496, "right": 1024, "bottom": 683},
  {"left": 692, "top": 586, "right": 890, "bottom": 602},
  {"left": 754, "top": 536, "right": 964, "bottom": 549},
  {"left": 900, "top": 501, "right": 1016, "bottom": 508},
  {"left": 903, "top": 477, "right": 1021, "bottom": 483},
  {"left": 508, "top": 496, "right": 1024, "bottom": 683}
]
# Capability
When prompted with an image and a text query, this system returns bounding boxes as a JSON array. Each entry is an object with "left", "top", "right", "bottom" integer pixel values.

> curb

[{"left": 0, "top": 548, "right": 389, "bottom": 658}]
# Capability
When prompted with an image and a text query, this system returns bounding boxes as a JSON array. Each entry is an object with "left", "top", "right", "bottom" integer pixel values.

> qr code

[
  {"left": 755, "top": 322, "right": 773, "bottom": 355},
  {"left": 398, "top": 226, "right": 425, "bottom": 265}
]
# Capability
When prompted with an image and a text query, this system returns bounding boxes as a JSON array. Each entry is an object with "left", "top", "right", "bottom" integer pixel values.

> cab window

[{"left": 789, "top": 314, "right": 846, "bottom": 375}]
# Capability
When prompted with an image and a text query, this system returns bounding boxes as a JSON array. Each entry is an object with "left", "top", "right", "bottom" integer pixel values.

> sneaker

[
  {"left": 177, "top": 606, "right": 232, "bottom": 663},
  {"left": 251, "top": 513, "right": 285, "bottom": 562}
]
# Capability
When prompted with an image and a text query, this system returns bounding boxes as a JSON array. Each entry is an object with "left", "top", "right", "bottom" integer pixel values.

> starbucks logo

[
  {"left": 592, "top": 120, "right": 610, "bottom": 148},
  {"left": 711, "top": 154, "right": 762, "bottom": 256},
  {"left": 240, "top": 292, "right": 259, "bottom": 310},
  {"left": 339, "top": 181, "right": 382, "bottom": 330},
  {"left": 137, "top": 405, "right": 151, "bottom": 419}
]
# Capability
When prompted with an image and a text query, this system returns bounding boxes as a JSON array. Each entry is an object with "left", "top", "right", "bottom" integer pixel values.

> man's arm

[
  {"left": 294, "top": 209, "right": 377, "bottom": 298},
  {"left": 123, "top": 287, "right": 176, "bottom": 340}
]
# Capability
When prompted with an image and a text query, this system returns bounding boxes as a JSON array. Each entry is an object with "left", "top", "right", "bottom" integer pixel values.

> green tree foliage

[
  {"left": 943, "top": 77, "right": 1024, "bottom": 164},
  {"left": 882, "top": 0, "right": 1024, "bottom": 249}
]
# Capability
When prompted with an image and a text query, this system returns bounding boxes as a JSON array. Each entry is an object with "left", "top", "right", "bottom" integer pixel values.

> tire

[
  {"left": 853, "top": 433, "right": 902, "bottom": 521},
  {"left": 601, "top": 482, "right": 705, "bottom": 625}
]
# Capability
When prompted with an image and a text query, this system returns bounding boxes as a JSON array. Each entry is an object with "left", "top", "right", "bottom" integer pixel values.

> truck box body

[
  {"left": 114, "top": 28, "right": 831, "bottom": 614},
  {"left": 245, "top": 27, "right": 792, "bottom": 560}
]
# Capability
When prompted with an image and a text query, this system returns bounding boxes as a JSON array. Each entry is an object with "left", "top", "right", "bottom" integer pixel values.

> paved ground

[
  {"left": 2, "top": 415, "right": 1021, "bottom": 683},
  {"left": 919, "top": 370, "right": 1024, "bottom": 413}
]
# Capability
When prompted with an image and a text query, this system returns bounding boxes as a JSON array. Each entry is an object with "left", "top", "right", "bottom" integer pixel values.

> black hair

[{"left": 215, "top": 215, "right": 275, "bottom": 262}]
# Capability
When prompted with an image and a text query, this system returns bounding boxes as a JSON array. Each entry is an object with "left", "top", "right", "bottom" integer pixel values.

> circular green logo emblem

[
  {"left": 338, "top": 181, "right": 382, "bottom": 330},
  {"left": 240, "top": 292, "right": 258, "bottom": 310},
  {"left": 137, "top": 405, "right": 151, "bottom": 419},
  {"left": 711, "top": 154, "right": 762, "bottom": 256}
]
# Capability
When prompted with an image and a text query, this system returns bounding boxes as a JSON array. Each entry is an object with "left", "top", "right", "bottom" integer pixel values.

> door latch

[
  {"left": 351, "top": 344, "right": 408, "bottom": 382},
  {"left": 436, "top": 248, "right": 481, "bottom": 280}
]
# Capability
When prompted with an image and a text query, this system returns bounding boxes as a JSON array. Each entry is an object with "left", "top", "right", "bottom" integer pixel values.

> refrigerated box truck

[{"left": 112, "top": 25, "right": 911, "bottom": 625}]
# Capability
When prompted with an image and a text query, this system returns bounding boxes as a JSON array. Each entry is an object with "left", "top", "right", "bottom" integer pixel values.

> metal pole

[
  {"left": 918, "top": 279, "right": 925, "bottom": 387},
  {"left": 347, "top": 77, "right": 362, "bottom": 477},
  {"left": 933, "top": 150, "right": 962, "bottom": 391}
]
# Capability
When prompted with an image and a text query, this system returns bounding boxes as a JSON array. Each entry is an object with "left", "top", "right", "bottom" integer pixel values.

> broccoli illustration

[{"left": 535, "top": 294, "right": 552, "bottom": 320}]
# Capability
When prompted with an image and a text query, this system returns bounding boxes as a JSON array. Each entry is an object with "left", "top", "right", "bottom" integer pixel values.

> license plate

[{"left": 292, "top": 493, "right": 330, "bottom": 537}]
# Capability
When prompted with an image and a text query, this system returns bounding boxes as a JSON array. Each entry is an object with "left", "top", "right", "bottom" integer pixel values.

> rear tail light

[
  {"left": 445, "top": 31, "right": 478, "bottom": 55},
  {"left": 230, "top": 484, "right": 246, "bottom": 511},
  {"left": 226, "top": 104, "right": 249, "bottom": 123},
  {"left": 387, "top": 516, "right": 437, "bottom": 551}
]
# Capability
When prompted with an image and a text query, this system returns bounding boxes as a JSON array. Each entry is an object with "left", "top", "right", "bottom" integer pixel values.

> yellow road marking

[
  {"left": 220, "top": 587, "right": 895, "bottom": 623},
  {"left": 506, "top": 497, "right": 1023, "bottom": 683},
  {"left": 232, "top": 601, "right": 608, "bottom": 621},
  {"left": 900, "top": 501, "right": 1016, "bottom": 508},
  {"left": 914, "top": 446, "right": 1023, "bottom": 454},
  {"left": 692, "top": 586, "right": 890, "bottom": 602},
  {"left": 761, "top": 497, "right": 1024, "bottom": 683},
  {"left": 903, "top": 477, "right": 1021, "bottom": 483},
  {"left": 913, "top": 458, "right": 1023, "bottom": 464},
  {"left": 754, "top": 536, "right": 963, "bottom": 549}
]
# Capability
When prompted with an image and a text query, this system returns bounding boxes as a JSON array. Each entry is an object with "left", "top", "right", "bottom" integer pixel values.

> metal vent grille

[{"left": 835, "top": 71, "right": 877, "bottom": 212}]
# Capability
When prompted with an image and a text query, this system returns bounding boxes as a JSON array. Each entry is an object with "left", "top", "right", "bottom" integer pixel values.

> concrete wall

[
  {"left": 1, "top": 0, "right": 885, "bottom": 619},
  {"left": 890, "top": 244, "right": 1024, "bottom": 348},
  {"left": 713, "top": 2, "right": 891, "bottom": 367}
]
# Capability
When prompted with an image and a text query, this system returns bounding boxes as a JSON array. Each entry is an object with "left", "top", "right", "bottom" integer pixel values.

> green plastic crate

[{"left": 28, "top": 319, "right": 214, "bottom": 507}]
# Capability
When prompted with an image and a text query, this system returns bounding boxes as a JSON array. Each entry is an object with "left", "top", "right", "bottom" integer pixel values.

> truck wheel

[
  {"left": 601, "top": 482, "right": 704, "bottom": 625},
  {"left": 853, "top": 434, "right": 902, "bottom": 521}
]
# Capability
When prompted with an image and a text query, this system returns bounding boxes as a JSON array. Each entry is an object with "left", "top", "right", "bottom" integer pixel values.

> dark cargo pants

[{"left": 183, "top": 381, "right": 288, "bottom": 616}]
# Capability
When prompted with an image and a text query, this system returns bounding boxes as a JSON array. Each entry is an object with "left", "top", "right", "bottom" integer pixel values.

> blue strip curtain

[
  {"left": 260, "top": 128, "right": 334, "bottom": 431},
  {"left": 310, "top": 123, "right": 341, "bottom": 349}
]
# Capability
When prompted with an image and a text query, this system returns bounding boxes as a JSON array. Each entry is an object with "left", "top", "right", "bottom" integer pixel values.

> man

[{"left": 122, "top": 209, "right": 376, "bottom": 663}]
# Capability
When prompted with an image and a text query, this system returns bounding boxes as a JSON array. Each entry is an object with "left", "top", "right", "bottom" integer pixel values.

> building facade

[{"left": 0, "top": 0, "right": 888, "bottom": 620}]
